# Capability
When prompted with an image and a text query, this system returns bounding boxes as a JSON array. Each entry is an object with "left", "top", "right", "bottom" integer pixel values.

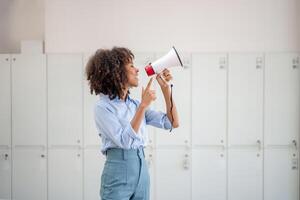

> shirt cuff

[
  {"left": 124, "top": 123, "right": 142, "bottom": 141},
  {"left": 163, "top": 114, "right": 172, "bottom": 130}
]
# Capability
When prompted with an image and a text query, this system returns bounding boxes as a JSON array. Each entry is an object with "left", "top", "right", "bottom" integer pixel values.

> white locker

[
  {"left": 83, "top": 53, "right": 100, "bottom": 147},
  {"left": 228, "top": 149, "right": 263, "bottom": 200},
  {"left": 144, "top": 147, "right": 155, "bottom": 200},
  {"left": 130, "top": 53, "right": 156, "bottom": 147},
  {"left": 192, "top": 54, "right": 227, "bottom": 146},
  {"left": 264, "top": 149, "right": 299, "bottom": 200},
  {"left": 0, "top": 149, "right": 11, "bottom": 200},
  {"left": 11, "top": 54, "right": 47, "bottom": 146},
  {"left": 264, "top": 53, "right": 299, "bottom": 200},
  {"left": 12, "top": 148, "right": 47, "bottom": 200},
  {"left": 155, "top": 149, "right": 191, "bottom": 200},
  {"left": 48, "top": 148, "right": 83, "bottom": 200},
  {"left": 83, "top": 148, "right": 105, "bottom": 200},
  {"left": 192, "top": 149, "right": 226, "bottom": 200},
  {"left": 265, "top": 53, "right": 300, "bottom": 145},
  {"left": 155, "top": 53, "right": 191, "bottom": 146},
  {"left": 0, "top": 55, "right": 11, "bottom": 147},
  {"left": 228, "top": 54, "right": 264, "bottom": 146},
  {"left": 48, "top": 54, "right": 83, "bottom": 146}
]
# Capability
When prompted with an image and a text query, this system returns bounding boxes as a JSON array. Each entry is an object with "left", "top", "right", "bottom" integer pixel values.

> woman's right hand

[{"left": 141, "top": 77, "right": 156, "bottom": 108}]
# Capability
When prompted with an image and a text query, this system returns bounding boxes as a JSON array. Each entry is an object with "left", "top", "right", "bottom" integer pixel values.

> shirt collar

[{"left": 99, "top": 93, "right": 131, "bottom": 103}]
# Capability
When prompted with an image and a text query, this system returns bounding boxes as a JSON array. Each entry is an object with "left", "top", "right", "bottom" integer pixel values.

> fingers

[
  {"left": 157, "top": 71, "right": 173, "bottom": 83},
  {"left": 162, "top": 68, "right": 170, "bottom": 76},
  {"left": 145, "top": 77, "right": 154, "bottom": 91},
  {"left": 164, "top": 74, "right": 173, "bottom": 82},
  {"left": 149, "top": 90, "right": 156, "bottom": 100}
]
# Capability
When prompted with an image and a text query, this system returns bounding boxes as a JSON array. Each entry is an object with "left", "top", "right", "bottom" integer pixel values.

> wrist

[
  {"left": 161, "top": 84, "right": 170, "bottom": 93},
  {"left": 139, "top": 103, "right": 148, "bottom": 110}
]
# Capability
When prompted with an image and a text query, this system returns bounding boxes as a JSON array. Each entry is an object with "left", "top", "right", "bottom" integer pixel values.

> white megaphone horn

[{"left": 145, "top": 46, "right": 183, "bottom": 76}]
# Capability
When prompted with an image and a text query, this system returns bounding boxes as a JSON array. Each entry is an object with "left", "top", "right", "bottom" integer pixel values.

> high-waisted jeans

[{"left": 100, "top": 147, "right": 150, "bottom": 200}]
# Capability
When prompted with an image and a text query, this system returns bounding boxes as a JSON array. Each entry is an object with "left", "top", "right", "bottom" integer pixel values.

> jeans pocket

[{"left": 102, "top": 160, "right": 127, "bottom": 188}]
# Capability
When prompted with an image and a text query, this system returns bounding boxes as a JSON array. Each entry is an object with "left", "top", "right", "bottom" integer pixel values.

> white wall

[
  {"left": 45, "top": 0, "right": 300, "bottom": 53},
  {"left": 0, "top": 0, "right": 44, "bottom": 53},
  {"left": 1, "top": 0, "right": 299, "bottom": 53}
]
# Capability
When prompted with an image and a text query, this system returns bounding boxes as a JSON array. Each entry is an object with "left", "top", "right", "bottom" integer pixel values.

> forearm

[
  {"left": 131, "top": 104, "right": 147, "bottom": 133},
  {"left": 161, "top": 85, "right": 179, "bottom": 128}
]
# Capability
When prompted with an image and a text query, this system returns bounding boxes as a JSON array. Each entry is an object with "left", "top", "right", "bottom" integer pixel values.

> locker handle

[
  {"left": 257, "top": 140, "right": 262, "bottom": 151},
  {"left": 146, "top": 154, "right": 153, "bottom": 168},
  {"left": 229, "top": 141, "right": 262, "bottom": 150},
  {"left": 292, "top": 140, "right": 297, "bottom": 150},
  {"left": 183, "top": 155, "right": 190, "bottom": 170},
  {"left": 221, "top": 145, "right": 225, "bottom": 151}
]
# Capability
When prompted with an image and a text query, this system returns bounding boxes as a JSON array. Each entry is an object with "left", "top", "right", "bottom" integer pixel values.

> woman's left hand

[{"left": 156, "top": 69, "right": 173, "bottom": 89}]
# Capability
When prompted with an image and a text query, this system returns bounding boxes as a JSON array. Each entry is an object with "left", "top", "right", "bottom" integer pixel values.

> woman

[{"left": 86, "top": 47, "right": 179, "bottom": 200}]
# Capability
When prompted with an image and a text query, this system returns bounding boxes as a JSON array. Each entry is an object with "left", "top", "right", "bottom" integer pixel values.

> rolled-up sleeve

[
  {"left": 145, "top": 109, "right": 172, "bottom": 130},
  {"left": 94, "top": 105, "right": 141, "bottom": 149}
]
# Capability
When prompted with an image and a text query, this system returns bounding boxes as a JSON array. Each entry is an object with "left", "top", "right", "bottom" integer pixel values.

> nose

[{"left": 136, "top": 68, "right": 139, "bottom": 73}]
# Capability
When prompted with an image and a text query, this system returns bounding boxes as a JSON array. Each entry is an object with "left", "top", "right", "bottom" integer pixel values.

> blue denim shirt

[{"left": 94, "top": 93, "right": 172, "bottom": 154}]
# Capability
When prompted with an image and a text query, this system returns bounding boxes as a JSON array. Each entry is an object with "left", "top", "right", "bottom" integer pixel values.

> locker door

[
  {"left": 155, "top": 53, "right": 191, "bottom": 146},
  {"left": 12, "top": 148, "right": 47, "bottom": 200},
  {"left": 0, "top": 55, "right": 11, "bottom": 147},
  {"left": 228, "top": 149, "right": 263, "bottom": 200},
  {"left": 264, "top": 149, "right": 299, "bottom": 200},
  {"left": 83, "top": 148, "right": 105, "bottom": 200},
  {"left": 0, "top": 149, "right": 11, "bottom": 200},
  {"left": 48, "top": 148, "right": 83, "bottom": 200},
  {"left": 155, "top": 149, "right": 191, "bottom": 200},
  {"left": 192, "top": 54, "right": 227, "bottom": 146},
  {"left": 192, "top": 149, "right": 226, "bottom": 200},
  {"left": 130, "top": 53, "right": 156, "bottom": 147},
  {"left": 228, "top": 54, "right": 264, "bottom": 146},
  {"left": 265, "top": 53, "right": 300, "bottom": 145},
  {"left": 144, "top": 147, "right": 155, "bottom": 200},
  {"left": 264, "top": 53, "right": 299, "bottom": 200},
  {"left": 83, "top": 53, "right": 100, "bottom": 147},
  {"left": 11, "top": 54, "right": 47, "bottom": 146},
  {"left": 48, "top": 54, "right": 83, "bottom": 146}
]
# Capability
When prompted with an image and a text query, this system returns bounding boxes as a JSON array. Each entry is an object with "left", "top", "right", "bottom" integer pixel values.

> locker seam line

[
  {"left": 10, "top": 54, "right": 13, "bottom": 200},
  {"left": 82, "top": 53, "right": 85, "bottom": 200},
  {"left": 190, "top": 53, "right": 193, "bottom": 200},
  {"left": 46, "top": 54, "right": 49, "bottom": 200},
  {"left": 226, "top": 53, "right": 229, "bottom": 200},
  {"left": 262, "top": 53, "right": 265, "bottom": 200}
]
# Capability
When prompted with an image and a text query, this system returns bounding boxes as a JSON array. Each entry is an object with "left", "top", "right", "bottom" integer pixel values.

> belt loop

[
  {"left": 138, "top": 147, "right": 144, "bottom": 158},
  {"left": 123, "top": 149, "right": 128, "bottom": 160},
  {"left": 142, "top": 148, "right": 145, "bottom": 157}
]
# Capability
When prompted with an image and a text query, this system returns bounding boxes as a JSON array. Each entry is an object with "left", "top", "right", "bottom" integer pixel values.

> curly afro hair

[{"left": 85, "top": 47, "right": 134, "bottom": 100}]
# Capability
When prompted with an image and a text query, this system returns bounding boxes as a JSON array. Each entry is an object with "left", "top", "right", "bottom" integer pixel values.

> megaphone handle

[{"left": 169, "top": 83, "right": 174, "bottom": 132}]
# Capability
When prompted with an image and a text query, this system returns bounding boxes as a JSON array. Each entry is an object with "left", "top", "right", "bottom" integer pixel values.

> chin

[
  {"left": 129, "top": 82, "right": 138, "bottom": 88},
  {"left": 133, "top": 80, "right": 139, "bottom": 87}
]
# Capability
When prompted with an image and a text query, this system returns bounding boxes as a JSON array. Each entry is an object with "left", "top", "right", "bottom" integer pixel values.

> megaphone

[{"left": 145, "top": 46, "right": 183, "bottom": 76}]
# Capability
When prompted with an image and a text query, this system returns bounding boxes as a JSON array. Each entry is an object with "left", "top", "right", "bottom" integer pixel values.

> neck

[{"left": 121, "top": 88, "right": 129, "bottom": 100}]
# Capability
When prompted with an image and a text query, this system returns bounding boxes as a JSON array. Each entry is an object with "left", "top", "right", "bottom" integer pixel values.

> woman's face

[{"left": 125, "top": 61, "right": 139, "bottom": 88}]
